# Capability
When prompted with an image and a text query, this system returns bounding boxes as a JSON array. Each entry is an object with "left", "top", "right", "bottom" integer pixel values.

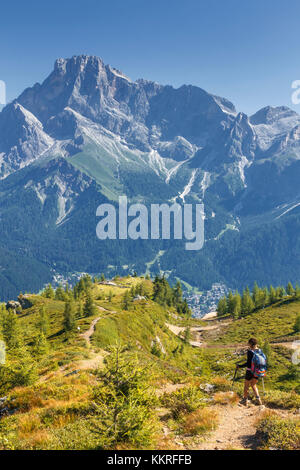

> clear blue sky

[{"left": 1, "top": 0, "right": 300, "bottom": 115}]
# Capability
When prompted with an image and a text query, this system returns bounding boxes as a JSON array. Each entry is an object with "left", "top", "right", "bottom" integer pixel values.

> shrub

[
  {"left": 263, "top": 390, "right": 300, "bottom": 410},
  {"left": 210, "top": 376, "right": 232, "bottom": 392},
  {"left": 256, "top": 414, "right": 300, "bottom": 450},
  {"left": 161, "top": 386, "right": 206, "bottom": 419}
]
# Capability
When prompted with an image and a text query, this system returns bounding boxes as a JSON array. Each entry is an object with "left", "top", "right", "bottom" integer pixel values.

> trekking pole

[{"left": 232, "top": 365, "right": 238, "bottom": 384}]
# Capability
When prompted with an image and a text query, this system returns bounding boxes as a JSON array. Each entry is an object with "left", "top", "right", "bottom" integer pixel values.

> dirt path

[
  {"left": 271, "top": 341, "right": 299, "bottom": 350},
  {"left": 196, "top": 404, "right": 264, "bottom": 450},
  {"left": 165, "top": 322, "right": 229, "bottom": 348},
  {"left": 80, "top": 317, "right": 101, "bottom": 345}
]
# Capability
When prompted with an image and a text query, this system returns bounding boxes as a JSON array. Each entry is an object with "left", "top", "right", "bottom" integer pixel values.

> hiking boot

[
  {"left": 255, "top": 396, "right": 262, "bottom": 406},
  {"left": 239, "top": 397, "right": 249, "bottom": 406}
]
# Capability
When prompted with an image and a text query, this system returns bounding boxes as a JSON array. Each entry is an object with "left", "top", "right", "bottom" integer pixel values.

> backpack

[{"left": 251, "top": 349, "right": 267, "bottom": 378}]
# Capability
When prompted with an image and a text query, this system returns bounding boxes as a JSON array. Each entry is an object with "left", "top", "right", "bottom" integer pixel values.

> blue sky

[{"left": 1, "top": 0, "right": 300, "bottom": 114}]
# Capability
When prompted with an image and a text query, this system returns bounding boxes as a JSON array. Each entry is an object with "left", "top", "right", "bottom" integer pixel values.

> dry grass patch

[
  {"left": 213, "top": 391, "right": 239, "bottom": 405},
  {"left": 183, "top": 408, "right": 219, "bottom": 436},
  {"left": 210, "top": 376, "right": 232, "bottom": 392}
]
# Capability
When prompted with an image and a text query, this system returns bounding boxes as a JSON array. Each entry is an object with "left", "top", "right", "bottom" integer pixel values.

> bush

[
  {"left": 210, "top": 376, "right": 232, "bottom": 392},
  {"left": 256, "top": 414, "right": 300, "bottom": 450},
  {"left": 161, "top": 386, "right": 206, "bottom": 419},
  {"left": 263, "top": 390, "right": 300, "bottom": 410}
]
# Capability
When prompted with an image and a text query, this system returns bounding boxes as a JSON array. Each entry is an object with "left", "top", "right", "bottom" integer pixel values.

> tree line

[{"left": 217, "top": 281, "right": 300, "bottom": 329}]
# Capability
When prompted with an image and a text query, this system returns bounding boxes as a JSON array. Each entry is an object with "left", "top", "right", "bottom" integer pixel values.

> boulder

[{"left": 5, "top": 300, "right": 22, "bottom": 314}]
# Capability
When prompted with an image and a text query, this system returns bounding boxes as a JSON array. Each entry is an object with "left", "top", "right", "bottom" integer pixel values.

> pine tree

[
  {"left": 295, "top": 284, "right": 300, "bottom": 299},
  {"left": 100, "top": 273, "right": 105, "bottom": 282},
  {"left": 262, "top": 287, "right": 270, "bottom": 308},
  {"left": 232, "top": 292, "right": 242, "bottom": 319},
  {"left": 84, "top": 292, "right": 97, "bottom": 317},
  {"left": 252, "top": 282, "right": 261, "bottom": 308},
  {"left": 227, "top": 291, "right": 234, "bottom": 315},
  {"left": 33, "top": 332, "right": 49, "bottom": 356},
  {"left": 55, "top": 284, "right": 65, "bottom": 301},
  {"left": 269, "top": 285, "right": 277, "bottom": 304},
  {"left": 183, "top": 326, "right": 191, "bottom": 344},
  {"left": 173, "top": 281, "right": 183, "bottom": 305},
  {"left": 241, "top": 290, "right": 254, "bottom": 315},
  {"left": 122, "top": 291, "right": 131, "bottom": 311},
  {"left": 36, "top": 305, "right": 49, "bottom": 336},
  {"left": 286, "top": 282, "right": 295, "bottom": 297},
  {"left": 217, "top": 297, "right": 227, "bottom": 316},
  {"left": 43, "top": 283, "right": 55, "bottom": 299},
  {"left": 2, "top": 309, "right": 23, "bottom": 350},
  {"left": 182, "top": 299, "right": 191, "bottom": 316},
  {"left": 294, "top": 313, "right": 300, "bottom": 333},
  {"left": 63, "top": 301, "right": 76, "bottom": 332},
  {"left": 277, "top": 286, "right": 286, "bottom": 299},
  {"left": 94, "top": 344, "right": 156, "bottom": 446},
  {"left": 262, "top": 340, "right": 273, "bottom": 368},
  {"left": 76, "top": 301, "right": 84, "bottom": 319}
]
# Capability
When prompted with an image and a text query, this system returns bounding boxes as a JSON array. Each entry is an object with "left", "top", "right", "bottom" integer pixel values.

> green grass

[
  {"left": 214, "top": 299, "right": 300, "bottom": 344},
  {"left": 0, "top": 275, "right": 299, "bottom": 450}
]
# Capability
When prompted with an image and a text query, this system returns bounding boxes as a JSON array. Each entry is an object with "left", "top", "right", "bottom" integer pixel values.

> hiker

[{"left": 236, "top": 337, "right": 266, "bottom": 406}]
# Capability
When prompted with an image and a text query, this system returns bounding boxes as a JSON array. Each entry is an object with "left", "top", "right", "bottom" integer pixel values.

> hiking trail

[
  {"left": 165, "top": 321, "right": 230, "bottom": 348},
  {"left": 196, "top": 403, "right": 261, "bottom": 450}
]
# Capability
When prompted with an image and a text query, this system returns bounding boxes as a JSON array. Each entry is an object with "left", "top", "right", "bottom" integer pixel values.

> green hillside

[{"left": 0, "top": 275, "right": 299, "bottom": 450}]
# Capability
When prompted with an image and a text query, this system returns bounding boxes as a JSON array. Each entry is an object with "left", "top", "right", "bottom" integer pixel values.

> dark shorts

[{"left": 245, "top": 370, "right": 257, "bottom": 381}]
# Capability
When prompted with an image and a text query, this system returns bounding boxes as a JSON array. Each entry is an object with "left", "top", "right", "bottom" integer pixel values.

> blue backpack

[{"left": 251, "top": 349, "right": 267, "bottom": 378}]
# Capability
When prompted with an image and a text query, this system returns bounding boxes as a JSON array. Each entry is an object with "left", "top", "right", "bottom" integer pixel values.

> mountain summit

[{"left": 1, "top": 55, "right": 300, "bottom": 300}]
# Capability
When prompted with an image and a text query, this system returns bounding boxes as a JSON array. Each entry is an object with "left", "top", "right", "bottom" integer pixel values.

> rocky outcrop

[{"left": 5, "top": 301, "right": 22, "bottom": 314}]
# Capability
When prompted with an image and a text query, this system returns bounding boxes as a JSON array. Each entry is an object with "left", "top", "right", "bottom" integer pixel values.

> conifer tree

[
  {"left": 44, "top": 283, "right": 55, "bottom": 299},
  {"left": 262, "top": 340, "right": 273, "bottom": 368},
  {"left": 173, "top": 281, "right": 183, "bottom": 305},
  {"left": 122, "top": 291, "right": 131, "bottom": 311},
  {"left": 227, "top": 291, "right": 234, "bottom": 315},
  {"left": 2, "top": 310, "right": 23, "bottom": 350},
  {"left": 33, "top": 332, "right": 49, "bottom": 356},
  {"left": 241, "top": 289, "right": 254, "bottom": 315},
  {"left": 36, "top": 305, "right": 50, "bottom": 336},
  {"left": 252, "top": 282, "right": 262, "bottom": 308},
  {"left": 76, "top": 301, "right": 84, "bottom": 319},
  {"left": 294, "top": 313, "right": 300, "bottom": 333},
  {"left": 286, "top": 282, "right": 295, "bottom": 297},
  {"left": 262, "top": 287, "right": 270, "bottom": 308},
  {"left": 277, "top": 286, "right": 286, "bottom": 299},
  {"left": 55, "top": 284, "right": 65, "bottom": 301},
  {"left": 63, "top": 301, "right": 76, "bottom": 332},
  {"left": 84, "top": 292, "right": 97, "bottom": 317},
  {"left": 183, "top": 326, "right": 191, "bottom": 343},
  {"left": 269, "top": 285, "right": 277, "bottom": 304},
  {"left": 217, "top": 297, "right": 227, "bottom": 316},
  {"left": 232, "top": 292, "right": 242, "bottom": 319}
]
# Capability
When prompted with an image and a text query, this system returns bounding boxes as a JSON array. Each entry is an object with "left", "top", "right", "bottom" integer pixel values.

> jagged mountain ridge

[{"left": 1, "top": 55, "right": 300, "bottom": 299}]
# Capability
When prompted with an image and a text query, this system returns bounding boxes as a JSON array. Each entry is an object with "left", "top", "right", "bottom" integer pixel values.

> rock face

[
  {"left": 17, "top": 294, "right": 33, "bottom": 310},
  {"left": 1, "top": 55, "right": 300, "bottom": 298},
  {"left": 6, "top": 301, "right": 22, "bottom": 314}
]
